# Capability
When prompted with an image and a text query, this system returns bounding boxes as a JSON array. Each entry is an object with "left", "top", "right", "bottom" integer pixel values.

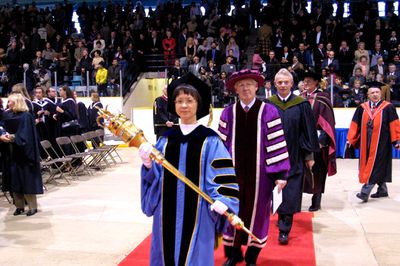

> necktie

[
  {"left": 244, "top": 105, "right": 249, "bottom": 112},
  {"left": 266, "top": 90, "right": 270, "bottom": 98},
  {"left": 371, "top": 103, "right": 376, "bottom": 114}
]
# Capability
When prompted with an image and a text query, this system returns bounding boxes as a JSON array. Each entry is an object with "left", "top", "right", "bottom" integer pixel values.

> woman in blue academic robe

[{"left": 139, "top": 74, "right": 240, "bottom": 266}]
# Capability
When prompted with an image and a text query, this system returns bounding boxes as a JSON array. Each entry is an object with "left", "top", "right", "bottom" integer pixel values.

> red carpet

[{"left": 119, "top": 212, "right": 315, "bottom": 266}]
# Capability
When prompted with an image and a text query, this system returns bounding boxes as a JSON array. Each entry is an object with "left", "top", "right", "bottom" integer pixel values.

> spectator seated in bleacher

[
  {"left": 220, "top": 56, "right": 236, "bottom": 77},
  {"left": 351, "top": 79, "right": 366, "bottom": 106},
  {"left": 188, "top": 55, "right": 202, "bottom": 78},
  {"left": 168, "top": 58, "right": 186, "bottom": 81},
  {"left": 0, "top": 0, "right": 400, "bottom": 107}
]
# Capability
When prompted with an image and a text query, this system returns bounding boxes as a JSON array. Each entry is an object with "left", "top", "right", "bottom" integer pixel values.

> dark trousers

[
  {"left": 97, "top": 83, "right": 108, "bottom": 96},
  {"left": 361, "top": 182, "right": 388, "bottom": 195},
  {"left": 224, "top": 245, "right": 262, "bottom": 264},
  {"left": 278, "top": 213, "right": 294, "bottom": 234}
]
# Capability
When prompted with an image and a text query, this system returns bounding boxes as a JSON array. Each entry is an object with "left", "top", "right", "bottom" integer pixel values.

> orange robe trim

[
  {"left": 389, "top": 119, "right": 400, "bottom": 143},
  {"left": 347, "top": 120, "right": 360, "bottom": 147}
]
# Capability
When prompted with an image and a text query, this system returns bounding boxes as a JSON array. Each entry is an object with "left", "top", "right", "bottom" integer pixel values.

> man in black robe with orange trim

[
  {"left": 301, "top": 72, "right": 337, "bottom": 211},
  {"left": 347, "top": 81, "right": 400, "bottom": 202}
]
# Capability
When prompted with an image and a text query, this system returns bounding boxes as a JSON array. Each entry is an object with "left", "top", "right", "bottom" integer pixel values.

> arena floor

[{"left": 0, "top": 148, "right": 399, "bottom": 266}]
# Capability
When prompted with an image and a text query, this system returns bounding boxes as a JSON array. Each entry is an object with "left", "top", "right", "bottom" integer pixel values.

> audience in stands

[{"left": 0, "top": 0, "right": 399, "bottom": 106}]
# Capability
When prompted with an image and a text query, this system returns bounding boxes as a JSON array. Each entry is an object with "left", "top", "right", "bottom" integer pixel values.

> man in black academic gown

[
  {"left": 153, "top": 85, "right": 179, "bottom": 140},
  {"left": 32, "top": 86, "right": 51, "bottom": 158},
  {"left": 268, "top": 68, "right": 320, "bottom": 245},
  {"left": 43, "top": 87, "right": 62, "bottom": 156}
]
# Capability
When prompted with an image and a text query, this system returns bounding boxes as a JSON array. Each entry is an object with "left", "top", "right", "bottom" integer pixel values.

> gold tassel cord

[
  {"left": 207, "top": 104, "right": 213, "bottom": 127},
  {"left": 95, "top": 107, "right": 262, "bottom": 244}
]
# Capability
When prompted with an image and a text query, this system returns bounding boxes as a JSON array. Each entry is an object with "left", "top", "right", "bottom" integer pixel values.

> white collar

[
  {"left": 278, "top": 92, "right": 292, "bottom": 102},
  {"left": 61, "top": 98, "right": 76, "bottom": 104},
  {"left": 90, "top": 101, "right": 101, "bottom": 108},
  {"left": 240, "top": 98, "right": 256, "bottom": 110},
  {"left": 33, "top": 99, "right": 48, "bottom": 106},
  {"left": 180, "top": 122, "right": 200, "bottom": 135},
  {"left": 308, "top": 88, "right": 318, "bottom": 95}
]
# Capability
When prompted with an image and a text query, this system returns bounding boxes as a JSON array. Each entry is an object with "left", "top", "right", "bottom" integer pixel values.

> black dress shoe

[
  {"left": 370, "top": 192, "right": 388, "bottom": 198},
  {"left": 308, "top": 205, "right": 321, "bottom": 212},
  {"left": 26, "top": 209, "right": 38, "bottom": 216},
  {"left": 223, "top": 258, "right": 237, "bottom": 266},
  {"left": 278, "top": 232, "right": 289, "bottom": 245},
  {"left": 356, "top": 192, "right": 368, "bottom": 202},
  {"left": 13, "top": 208, "right": 25, "bottom": 216}
]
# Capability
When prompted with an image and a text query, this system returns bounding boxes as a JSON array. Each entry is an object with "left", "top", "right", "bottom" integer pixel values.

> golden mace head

[{"left": 95, "top": 107, "right": 148, "bottom": 148}]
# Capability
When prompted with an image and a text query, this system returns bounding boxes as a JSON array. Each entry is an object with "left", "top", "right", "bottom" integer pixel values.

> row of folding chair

[
  {"left": 40, "top": 129, "right": 123, "bottom": 184},
  {"left": 82, "top": 130, "right": 123, "bottom": 164}
]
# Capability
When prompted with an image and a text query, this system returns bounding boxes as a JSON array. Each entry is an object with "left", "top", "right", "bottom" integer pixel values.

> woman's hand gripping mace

[{"left": 96, "top": 107, "right": 262, "bottom": 244}]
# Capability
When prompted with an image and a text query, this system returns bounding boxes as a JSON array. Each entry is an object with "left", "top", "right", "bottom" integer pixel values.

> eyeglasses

[{"left": 175, "top": 98, "right": 196, "bottom": 105}]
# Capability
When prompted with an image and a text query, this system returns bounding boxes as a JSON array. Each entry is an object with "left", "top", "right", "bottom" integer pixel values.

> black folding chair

[
  {"left": 56, "top": 136, "right": 92, "bottom": 176},
  {"left": 70, "top": 135, "right": 108, "bottom": 170},
  {"left": 81, "top": 132, "right": 113, "bottom": 167},
  {"left": 40, "top": 140, "right": 72, "bottom": 184},
  {"left": 94, "top": 129, "right": 123, "bottom": 163}
]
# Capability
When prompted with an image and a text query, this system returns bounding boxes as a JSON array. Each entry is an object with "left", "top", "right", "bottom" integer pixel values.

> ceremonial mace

[{"left": 96, "top": 107, "right": 262, "bottom": 244}]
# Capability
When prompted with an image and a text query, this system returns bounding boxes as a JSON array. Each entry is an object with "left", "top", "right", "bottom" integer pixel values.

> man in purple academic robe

[{"left": 218, "top": 69, "right": 291, "bottom": 266}]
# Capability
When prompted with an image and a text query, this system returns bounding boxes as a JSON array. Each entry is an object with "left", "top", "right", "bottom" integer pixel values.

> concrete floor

[{"left": 0, "top": 148, "right": 399, "bottom": 266}]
